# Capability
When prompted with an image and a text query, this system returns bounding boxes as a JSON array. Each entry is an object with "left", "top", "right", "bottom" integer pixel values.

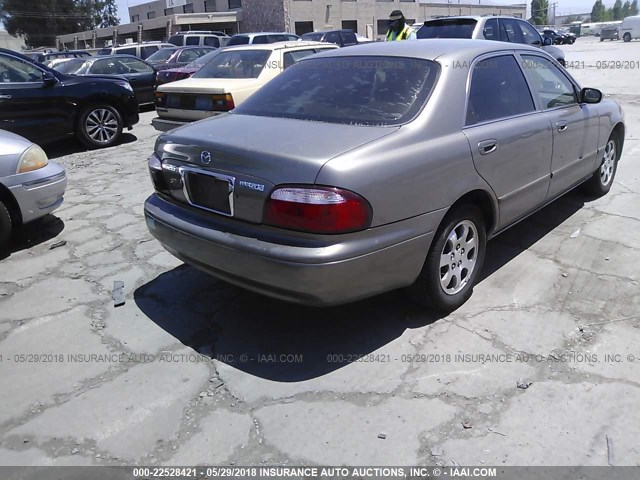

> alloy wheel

[
  {"left": 439, "top": 220, "right": 478, "bottom": 295},
  {"left": 600, "top": 139, "right": 616, "bottom": 187},
  {"left": 85, "top": 108, "right": 118, "bottom": 144}
]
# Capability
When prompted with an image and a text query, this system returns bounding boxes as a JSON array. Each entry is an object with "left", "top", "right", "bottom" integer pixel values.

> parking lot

[{"left": 1, "top": 36, "right": 639, "bottom": 467}]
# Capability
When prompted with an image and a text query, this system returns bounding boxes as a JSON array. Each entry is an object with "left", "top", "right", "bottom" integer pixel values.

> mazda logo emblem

[{"left": 200, "top": 151, "right": 212, "bottom": 165}]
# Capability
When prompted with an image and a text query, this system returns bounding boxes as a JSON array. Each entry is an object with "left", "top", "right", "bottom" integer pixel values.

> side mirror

[
  {"left": 43, "top": 70, "right": 57, "bottom": 87},
  {"left": 543, "top": 37, "right": 553, "bottom": 46},
  {"left": 580, "top": 87, "right": 602, "bottom": 104}
]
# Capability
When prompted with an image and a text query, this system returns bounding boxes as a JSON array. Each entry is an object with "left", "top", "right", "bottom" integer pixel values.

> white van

[
  {"left": 167, "top": 31, "right": 229, "bottom": 48},
  {"left": 620, "top": 15, "right": 640, "bottom": 42}
]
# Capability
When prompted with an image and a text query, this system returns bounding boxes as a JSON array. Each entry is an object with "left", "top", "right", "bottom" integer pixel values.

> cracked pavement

[{"left": 1, "top": 37, "right": 639, "bottom": 467}]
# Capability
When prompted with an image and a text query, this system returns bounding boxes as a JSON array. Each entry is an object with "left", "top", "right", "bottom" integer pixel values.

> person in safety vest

[{"left": 385, "top": 10, "right": 416, "bottom": 41}]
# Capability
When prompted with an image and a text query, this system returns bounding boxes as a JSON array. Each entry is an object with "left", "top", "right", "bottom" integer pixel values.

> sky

[{"left": 113, "top": 0, "right": 608, "bottom": 26}]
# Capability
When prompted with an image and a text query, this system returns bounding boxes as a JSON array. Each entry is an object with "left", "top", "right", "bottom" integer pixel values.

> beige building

[{"left": 57, "top": 0, "right": 525, "bottom": 49}]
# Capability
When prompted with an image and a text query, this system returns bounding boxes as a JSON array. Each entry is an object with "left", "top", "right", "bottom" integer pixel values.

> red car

[{"left": 155, "top": 49, "right": 222, "bottom": 87}]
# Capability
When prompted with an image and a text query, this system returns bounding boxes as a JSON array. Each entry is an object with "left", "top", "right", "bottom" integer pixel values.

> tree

[
  {"left": 622, "top": 0, "right": 631, "bottom": 17},
  {"left": 530, "top": 0, "right": 549, "bottom": 25},
  {"left": 631, "top": 0, "right": 639, "bottom": 15},
  {"left": 0, "top": 0, "right": 119, "bottom": 48},
  {"left": 613, "top": 0, "right": 623, "bottom": 19},
  {"left": 591, "top": 0, "right": 606, "bottom": 21}
]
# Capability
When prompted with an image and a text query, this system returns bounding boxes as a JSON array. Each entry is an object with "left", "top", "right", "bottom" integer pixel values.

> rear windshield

[
  {"left": 96, "top": 48, "right": 112, "bottom": 55},
  {"left": 234, "top": 56, "right": 439, "bottom": 126},
  {"left": 187, "top": 49, "right": 222, "bottom": 68},
  {"left": 54, "top": 58, "right": 86, "bottom": 74},
  {"left": 226, "top": 35, "right": 250, "bottom": 46},
  {"left": 417, "top": 19, "right": 477, "bottom": 39},
  {"left": 146, "top": 48, "right": 176, "bottom": 62},
  {"left": 192, "top": 50, "right": 270, "bottom": 79}
]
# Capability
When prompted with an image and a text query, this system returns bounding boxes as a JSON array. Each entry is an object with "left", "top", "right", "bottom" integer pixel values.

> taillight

[
  {"left": 212, "top": 93, "right": 234, "bottom": 111},
  {"left": 148, "top": 154, "right": 170, "bottom": 195},
  {"left": 155, "top": 91, "right": 166, "bottom": 107},
  {"left": 264, "top": 186, "right": 372, "bottom": 234}
]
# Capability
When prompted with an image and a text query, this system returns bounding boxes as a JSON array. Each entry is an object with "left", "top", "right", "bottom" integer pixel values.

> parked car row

[{"left": 540, "top": 29, "right": 576, "bottom": 45}]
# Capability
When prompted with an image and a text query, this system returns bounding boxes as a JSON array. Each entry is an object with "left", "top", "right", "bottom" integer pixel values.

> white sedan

[{"left": 151, "top": 41, "right": 338, "bottom": 132}]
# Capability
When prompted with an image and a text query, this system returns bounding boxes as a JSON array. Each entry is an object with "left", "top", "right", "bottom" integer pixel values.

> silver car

[
  {"left": 144, "top": 40, "right": 624, "bottom": 310},
  {"left": 0, "top": 130, "right": 66, "bottom": 250},
  {"left": 416, "top": 16, "right": 567, "bottom": 66}
]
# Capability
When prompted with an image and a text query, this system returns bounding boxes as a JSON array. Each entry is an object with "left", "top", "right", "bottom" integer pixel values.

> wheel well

[
  {"left": 449, "top": 190, "right": 496, "bottom": 235},
  {"left": 612, "top": 122, "right": 625, "bottom": 155},
  {"left": 0, "top": 183, "right": 22, "bottom": 226},
  {"left": 73, "top": 97, "right": 125, "bottom": 128}
]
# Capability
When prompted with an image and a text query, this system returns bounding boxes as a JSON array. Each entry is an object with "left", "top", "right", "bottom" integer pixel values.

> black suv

[
  {"left": 301, "top": 29, "right": 358, "bottom": 47},
  {"left": 0, "top": 48, "right": 139, "bottom": 149}
]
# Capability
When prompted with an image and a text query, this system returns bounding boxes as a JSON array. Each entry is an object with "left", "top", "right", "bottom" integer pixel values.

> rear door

[
  {"left": 519, "top": 53, "right": 599, "bottom": 198},
  {"left": 0, "top": 53, "right": 68, "bottom": 141},
  {"left": 463, "top": 54, "right": 552, "bottom": 228}
]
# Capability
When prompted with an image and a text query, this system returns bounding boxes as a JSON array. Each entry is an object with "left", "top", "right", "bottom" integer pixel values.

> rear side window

[
  {"left": 483, "top": 18, "right": 500, "bottom": 40},
  {"left": 203, "top": 36, "right": 220, "bottom": 47},
  {"left": 227, "top": 35, "right": 250, "bottom": 46},
  {"left": 301, "top": 32, "right": 324, "bottom": 41},
  {"left": 185, "top": 36, "right": 200, "bottom": 45},
  {"left": 417, "top": 19, "right": 477, "bottom": 39},
  {"left": 140, "top": 46, "right": 159, "bottom": 59},
  {"left": 168, "top": 35, "right": 184, "bottom": 46},
  {"left": 325, "top": 31, "right": 341, "bottom": 45},
  {"left": 235, "top": 56, "right": 440, "bottom": 126},
  {"left": 252, "top": 35, "right": 270, "bottom": 44},
  {"left": 341, "top": 31, "right": 357, "bottom": 45},
  {"left": 466, "top": 55, "right": 535, "bottom": 125},
  {"left": 116, "top": 47, "right": 137, "bottom": 56},
  {"left": 97, "top": 48, "right": 112, "bottom": 55}
]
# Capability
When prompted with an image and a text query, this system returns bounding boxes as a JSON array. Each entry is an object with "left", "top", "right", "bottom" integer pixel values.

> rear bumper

[
  {"left": 152, "top": 116, "right": 188, "bottom": 132},
  {"left": 7, "top": 161, "right": 67, "bottom": 224},
  {"left": 144, "top": 193, "right": 437, "bottom": 306}
]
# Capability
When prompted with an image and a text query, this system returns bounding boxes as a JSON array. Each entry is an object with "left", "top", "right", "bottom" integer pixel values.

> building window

[
  {"left": 342, "top": 20, "right": 357, "bottom": 32},
  {"left": 147, "top": 11, "right": 156, "bottom": 19},
  {"left": 164, "top": 7, "right": 173, "bottom": 15},
  {"left": 183, "top": 3, "right": 194, "bottom": 13},
  {"left": 205, "top": 0, "right": 216, "bottom": 12},
  {"left": 295, "top": 21, "right": 314, "bottom": 35},
  {"left": 131, "top": 14, "right": 140, "bottom": 22},
  {"left": 229, "top": 0, "right": 241, "bottom": 8}
]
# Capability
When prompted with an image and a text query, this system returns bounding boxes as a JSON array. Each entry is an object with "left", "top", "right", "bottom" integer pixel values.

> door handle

[
  {"left": 477, "top": 139, "right": 498, "bottom": 155},
  {"left": 556, "top": 121, "right": 568, "bottom": 132},
  {"left": 0, "top": 94, "right": 11, "bottom": 99}
]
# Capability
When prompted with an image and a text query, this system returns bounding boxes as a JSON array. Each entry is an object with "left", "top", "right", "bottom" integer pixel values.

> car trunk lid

[{"left": 157, "top": 113, "right": 398, "bottom": 223}]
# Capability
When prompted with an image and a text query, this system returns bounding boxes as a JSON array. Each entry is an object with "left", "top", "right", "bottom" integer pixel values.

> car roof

[
  {"left": 302, "top": 29, "right": 351, "bottom": 34},
  {"left": 85, "top": 54, "right": 147, "bottom": 62},
  {"left": 310, "top": 38, "right": 544, "bottom": 62},
  {"left": 221, "top": 40, "right": 334, "bottom": 52},
  {"left": 232, "top": 32, "right": 299, "bottom": 38}
]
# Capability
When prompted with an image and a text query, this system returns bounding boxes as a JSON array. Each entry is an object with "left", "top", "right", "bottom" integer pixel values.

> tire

[
  {"left": 0, "top": 200, "right": 11, "bottom": 252},
  {"left": 623, "top": 33, "right": 631, "bottom": 42},
  {"left": 408, "top": 205, "right": 487, "bottom": 312},
  {"left": 600, "top": 37, "right": 604, "bottom": 42},
  {"left": 76, "top": 104, "right": 123, "bottom": 149},
  {"left": 583, "top": 132, "right": 620, "bottom": 196}
]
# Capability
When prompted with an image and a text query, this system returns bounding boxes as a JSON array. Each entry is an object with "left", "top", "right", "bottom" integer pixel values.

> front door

[{"left": 520, "top": 54, "right": 599, "bottom": 198}]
